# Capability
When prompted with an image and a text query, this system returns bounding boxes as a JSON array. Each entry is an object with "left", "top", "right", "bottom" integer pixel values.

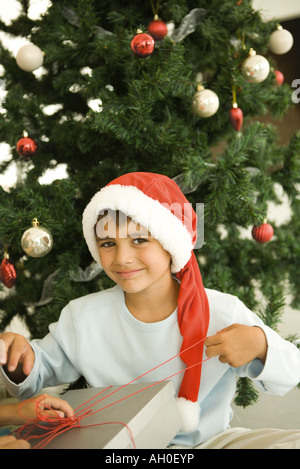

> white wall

[
  {"left": 0, "top": 0, "right": 300, "bottom": 24},
  {"left": 252, "top": 0, "right": 300, "bottom": 21}
]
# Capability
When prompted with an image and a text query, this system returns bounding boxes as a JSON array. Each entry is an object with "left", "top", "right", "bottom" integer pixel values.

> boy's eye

[
  {"left": 132, "top": 237, "right": 147, "bottom": 245},
  {"left": 99, "top": 241, "right": 115, "bottom": 248},
  {"left": 97, "top": 237, "right": 148, "bottom": 247}
]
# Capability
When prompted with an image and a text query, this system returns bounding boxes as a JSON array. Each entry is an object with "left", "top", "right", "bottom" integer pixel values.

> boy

[{"left": 0, "top": 172, "right": 299, "bottom": 448}]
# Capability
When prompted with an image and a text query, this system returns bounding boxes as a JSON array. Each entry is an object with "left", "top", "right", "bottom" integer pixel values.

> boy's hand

[
  {"left": 204, "top": 323, "right": 268, "bottom": 368},
  {"left": 0, "top": 332, "right": 35, "bottom": 381}
]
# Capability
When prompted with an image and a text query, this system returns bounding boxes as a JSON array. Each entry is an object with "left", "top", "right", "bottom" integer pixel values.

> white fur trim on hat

[
  {"left": 176, "top": 397, "right": 201, "bottom": 432},
  {"left": 82, "top": 184, "right": 193, "bottom": 273}
]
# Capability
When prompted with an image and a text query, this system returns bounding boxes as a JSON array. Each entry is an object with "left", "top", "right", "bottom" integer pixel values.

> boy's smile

[{"left": 114, "top": 269, "right": 144, "bottom": 280}]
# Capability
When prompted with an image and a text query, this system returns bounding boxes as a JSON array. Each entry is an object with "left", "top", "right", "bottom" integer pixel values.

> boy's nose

[{"left": 114, "top": 244, "right": 134, "bottom": 265}]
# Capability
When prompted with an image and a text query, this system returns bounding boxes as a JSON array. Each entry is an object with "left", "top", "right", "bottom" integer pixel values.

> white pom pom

[{"left": 176, "top": 397, "right": 200, "bottom": 432}]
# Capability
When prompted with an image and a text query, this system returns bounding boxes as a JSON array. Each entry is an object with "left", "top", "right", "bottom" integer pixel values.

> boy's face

[{"left": 95, "top": 213, "right": 172, "bottom": 296}]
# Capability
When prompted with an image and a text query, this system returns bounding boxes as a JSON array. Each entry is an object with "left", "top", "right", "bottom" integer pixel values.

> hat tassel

[{"left": 176, "top": 397, "right": 201, "bottom": 432}]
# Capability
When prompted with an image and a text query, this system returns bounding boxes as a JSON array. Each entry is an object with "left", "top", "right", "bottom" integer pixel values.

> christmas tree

[{"left": 0, "top": 0, "right": 299, "bottom": 405}]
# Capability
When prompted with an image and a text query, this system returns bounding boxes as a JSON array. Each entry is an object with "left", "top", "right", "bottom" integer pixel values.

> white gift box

[{"left": 27, "top": 381, "right": 181, "bottom": 449}]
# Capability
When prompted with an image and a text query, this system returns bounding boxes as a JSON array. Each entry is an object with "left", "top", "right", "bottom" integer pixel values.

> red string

[
  {"left": 13, "top": 336, "right": 210, "bottom": 449},
  {"left": 13, "top": 399, "right": 82, "bottom": 449},
  {"left": 75, "top": 335, "right": 209, "bottom": 418},
  {"left": 79, "top": 357, "right": 211, "bottom": 421},
  {"left": 73, "top": 385, "right": 113, "bottom": 418}
]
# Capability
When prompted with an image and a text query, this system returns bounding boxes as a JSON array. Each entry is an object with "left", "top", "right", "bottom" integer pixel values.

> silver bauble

[
  {"left": 241, "top": 49, "right": 270, "bottom": 84},
  {"left": 21, "top": 218, "right": 53, "bottom": 258},
  {"left": 192, "top": 87, "right": 219, "bottom": 117}
]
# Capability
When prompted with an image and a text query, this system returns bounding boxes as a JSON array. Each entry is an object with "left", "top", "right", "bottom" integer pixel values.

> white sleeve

[
  {"left": 231, "top": 297, "right": 300, "bottom": 395},
  {"left": 0, "top": 303, "right": 81, "bottom": 400}
]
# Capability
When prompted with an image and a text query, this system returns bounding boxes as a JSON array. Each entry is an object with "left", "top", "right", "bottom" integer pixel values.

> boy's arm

[
  {"left": 205, "top": 293, "right": 300, "bottom": 396},
  {"left": 238, "top": 324, "right": 300, "bottom": 395},
  {"left": 0, "top": 304, "right": 82, "bottom": 400}
]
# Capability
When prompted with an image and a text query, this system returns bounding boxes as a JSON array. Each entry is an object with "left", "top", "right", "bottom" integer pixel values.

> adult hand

[
  {"left": 17, "top": 393, "right": 74, "bottom": 422},
  {"left": 0, "top": 435, "right": 30, "bottom": 449}
]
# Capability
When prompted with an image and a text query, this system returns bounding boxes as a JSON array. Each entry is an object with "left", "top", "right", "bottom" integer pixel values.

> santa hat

[{"left": 82, "top": 172, "right": 210, "bottom": 432}]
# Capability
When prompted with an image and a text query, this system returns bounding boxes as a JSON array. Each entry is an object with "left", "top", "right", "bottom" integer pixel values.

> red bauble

[
  {"left": 16, "top": 137, "right": 37, "bottom": 157},
  {"left": 0, "top": 258, "right": 17, "bottom": 288},
  {"left": 229, "top": 106, "right": 243, "bottom": 131},
  {"left": 131, "top": 32, "right": 155, "bottom": 57},
  {"left": 274, "top": 70, "right": 284, "bottom": 85},
  {"left": 147, "top": 19, "right": 168, "bottom": 41},
  {"left": 252, "top": 222, "right": 274, "bottom": 243}
]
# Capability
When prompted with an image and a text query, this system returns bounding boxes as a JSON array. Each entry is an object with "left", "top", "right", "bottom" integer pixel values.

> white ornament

[
  {"left": 269, "top": 26, "right": 294, "bottom": 55},
  {"left": 16, "top": 44, "right": 44, "bottom": 72},
  {"left": 192, "top": 86, "right": 219, "bottom": 117},
  {"left": 21, "top": 218, "right": 53, "bottom": 258},
  {"left": 241, "top": 49, "right": 270, "bottom": 84}
]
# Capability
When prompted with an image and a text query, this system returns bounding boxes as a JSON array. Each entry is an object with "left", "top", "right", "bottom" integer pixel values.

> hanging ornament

[
  {"left": 130, "top": 30, "right": 155, "bottom": 57},
  {"left": 269, "top": 25, "right": 294, "bottom": 55},
  {"left": 147, "top": 0, "right": 167, "bottom": 41},
  {"left": 192, "top": 84, "right": 219, "bottom": 118},
  {"left": 16, "top": 133, "right": 37, "bottom": 157},
  {"left": 229, "top": 104, "right": 243, "bottom": 131},
  {"left": 274, "top": 70, "right": 284, "bottom": 86},
  {"left": 241, "top": 49, "right": 270, "bottom": 84},
  {"left": 16, "top": 44, "right": 44, "bottom": 72},
  {"left": 147, "top": 15, "right": 168, "bottom": 41},
  {"left": 0, "top": 252, "right": 17, "bottom": 289},
  {"left": 21, "top": 218, "right": 53, "bottom": 258},
  {"left": 252, "top": 219, "right": 274, "bottom": 243},
  {"left": 229, "top": 85, "right": 243, "bottom": 131}
]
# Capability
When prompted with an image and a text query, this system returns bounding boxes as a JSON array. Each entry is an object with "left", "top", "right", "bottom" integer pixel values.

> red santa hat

[{"left": 82, "top": 172, "right": 210, "bottom": 432}]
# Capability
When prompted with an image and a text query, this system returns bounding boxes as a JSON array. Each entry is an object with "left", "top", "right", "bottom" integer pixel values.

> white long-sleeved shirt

[{"left": 1, "top": 285, "right": 299, "bottom": 446}]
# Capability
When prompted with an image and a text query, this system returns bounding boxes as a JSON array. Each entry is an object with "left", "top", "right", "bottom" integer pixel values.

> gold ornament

[{"left": 21, "top": 218, "right": 53, "bottom": 258}]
